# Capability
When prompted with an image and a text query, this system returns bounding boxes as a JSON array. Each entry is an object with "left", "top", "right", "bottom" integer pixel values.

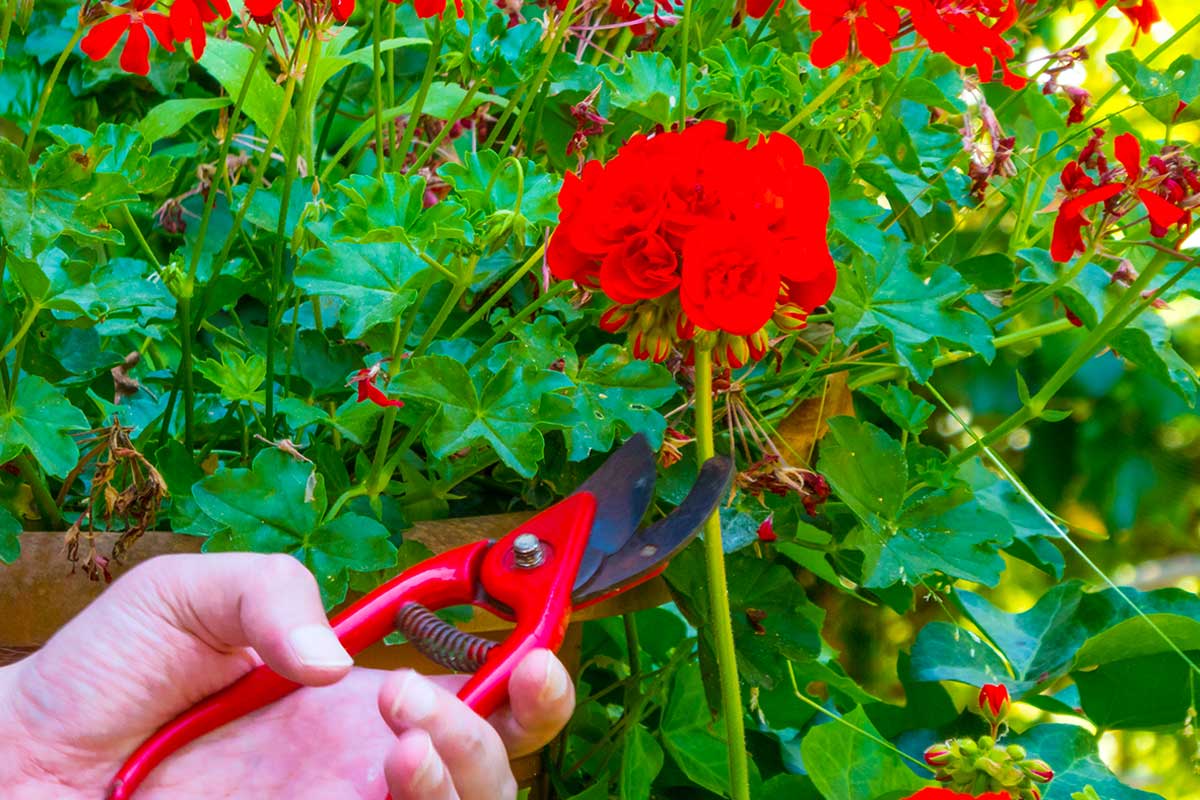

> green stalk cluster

[{"left": 924, "top": 737, "right": 1054, "bottom": 800}]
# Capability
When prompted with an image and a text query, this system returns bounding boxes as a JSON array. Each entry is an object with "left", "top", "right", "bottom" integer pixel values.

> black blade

[
  {"left": 571, "top": 433, "right": 657, "bottom": 592},
  {"left": 573, "top": 455, "right": 734, "bottom": 604}
]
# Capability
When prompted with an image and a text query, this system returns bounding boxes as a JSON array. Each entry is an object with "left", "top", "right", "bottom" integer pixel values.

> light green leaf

[
  {"left": 0, "top": 375, "right": 89, "bottom": 478},
  {"left": 196, "top": 347, "right": 267, "bottom": 405},
  {"left": 661, "top": 662, "right": 733, "bottom": 797},
  {"left": 620, "top": 724, "right": 664, "bottom": 800},
  {"left": 137, "top": 97, "right": 231, "bottom": 144},
  {"left": 800, "top": 707, "right": 928, "bottom": 800},
  {"left": 818, "top": 417, "right": 907, "bottom": 524},
  {"left": 295, "top": 242, "right": 426, "bottom": 338},
  {"left": 195, "top": 449, "right": 397, "bottom": 606},
  {"left": 199, "top": 38, "right": 293, "bottom": 155},
  {"left": 0, "top": 504, "right": 20, "bottom": 563}
]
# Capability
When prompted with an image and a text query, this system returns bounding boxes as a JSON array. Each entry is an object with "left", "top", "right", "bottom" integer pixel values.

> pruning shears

[{"left": 109, "top": 434, "right": 733, "bottom": 800}]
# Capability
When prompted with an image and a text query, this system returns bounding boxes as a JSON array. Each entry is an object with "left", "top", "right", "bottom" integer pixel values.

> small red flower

[
  {"left": 244, "top": 0, "right": 285, "bottom": 22},
  {"left": 81, "top": 0, "right": 174, "bottom": 76},
  {"left": 909, "top": 0, "right": 1026, "bottom": 89},
  {"left": 395, "top": 0, "right": 465, "bottom": 19},
  {"left": 800, "top": 0, "right": 902, "bottom": 68},
  {"left": 349, "top": 366, "right": 404, "bottom": 408},
  {"left": 756, "top": 516, "right": 778, "bottom": 542},
  {"left": 1101, "top": 0, "right": 1159, "bottom": 39}
]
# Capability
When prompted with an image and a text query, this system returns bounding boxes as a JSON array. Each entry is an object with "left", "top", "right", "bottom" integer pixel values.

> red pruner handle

[
  {"left": 109, "top": 542, "right": 490, "bottom": 800},
  {"left": 455, "top": 492, "right": 597, "bottom": 719}
]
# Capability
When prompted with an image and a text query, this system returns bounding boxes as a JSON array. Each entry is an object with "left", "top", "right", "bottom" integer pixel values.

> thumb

[{"left": 115, "top": 552, "right": 354, "bottom": 686}]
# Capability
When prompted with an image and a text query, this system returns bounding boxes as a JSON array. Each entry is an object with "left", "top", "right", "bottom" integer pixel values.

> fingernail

[
  {"left": 288, "top": 625, "right": 353, "bottom": 669},
  {"left": 410, "top": 732, "right": 443, "bottom": 791},
  {"left": 391, "top": 670, "right": 439, "bottom": 723},
  {"left": 539, "top": 654, "right": 570, "bottom": 704}
]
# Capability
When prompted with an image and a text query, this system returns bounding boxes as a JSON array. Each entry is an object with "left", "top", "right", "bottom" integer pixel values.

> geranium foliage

[{"left": 1, "top": 0, "right": 1198, "bottom": 797}]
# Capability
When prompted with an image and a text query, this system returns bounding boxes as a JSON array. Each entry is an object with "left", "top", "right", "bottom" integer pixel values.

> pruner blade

[{"left": 572, "top": 453, "right": 734, "bottom": 605}]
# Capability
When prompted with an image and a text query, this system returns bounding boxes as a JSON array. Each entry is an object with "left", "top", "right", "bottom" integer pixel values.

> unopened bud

[
  {"left": 924, "top": 743, "right": 953, "bottom": 767},
  {"left": 773, "top": 302, "right": 809, "bottom": 332},
  {"left": 675, "top": 311, "right": 695, "bottom": 340},
  {"left": 976, "top": 757, "right": 1003, "bottom": 778},
  {"left": 1006, "top": 744, "right": 1027, "bottom": 760},
  {"left": 1022, "top": 759, "right": 1054, "bottom": 783},
  {"left": 600, "top": 305, "right": 633, "bottom": 333},
  {"left": 748, "top": 328, "right": 770, "bottom": 361},
  {"left": 756, "top": 517, "right": 777, "bottom": 543},
  {"left": 978, "top": 684, "right": 1010, "bottom": 726}
]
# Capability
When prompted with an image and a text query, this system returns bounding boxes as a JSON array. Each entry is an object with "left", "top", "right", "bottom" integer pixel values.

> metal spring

[{"left": 394, "top": 602, "right": 496, "bottom": 673}]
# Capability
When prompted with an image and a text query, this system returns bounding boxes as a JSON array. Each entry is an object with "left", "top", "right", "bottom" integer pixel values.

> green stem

[
  {"left": 120, "top": 205, "right": 163, "bottom": 275},
  {"left": 410, "top": 81, "right": 482, "bottom": 172},
  {"left": 16, "top": 454, "right": 64, "bottom": 529},
  {"left": 395, "top": 16, "right": 442, "bottom": 170},
  {"left": 0, "top": 0, "right": 21, "bottom": 71},
  {"left": 777, "top": 63, "right": 859, "bottom": 136},
  {"left": 677, "top": 0, "right": 692, "bottom": 128},
  {"left": 994, "top": 245, "right": 1098, "bottom": 326},
  {"left": 693, "top": 348, "right": 750, "bottom": 800},
  {"left": 497, "top": 0, "right": 579, "bottom": 153},
  {"left": 0, "top": 302, "right": 39, "bottom": 366},
  {"left": 849, "top": 318, "right": 1078, "bottom": 390},
  {"left": 949, "top": 250, "right": 1173, "bottom": 466},
  {"left": 315, "top": 23, "right": 374, "bottom": 174},
  {"left": 371, "top": 0, "right": 387, "bottom": 178},
  {"left": 22, "top": 24, "right": 85, "bottom": 157},
  {"left": 266, "top": 32, "right": 321, "bottom": 436},
  {"left": 448, "top": 243, "right": 545, "bottom": 339}
]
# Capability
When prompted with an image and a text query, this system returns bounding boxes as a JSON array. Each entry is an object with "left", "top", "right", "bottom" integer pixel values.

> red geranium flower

[
  {"left": 681, "top": 221, "right": 784, "bottom": 336},
  {"left": 756, "top": 517, "right": 778, "bottom": 542},
  {"left": 349, "top": 365, "right": 404, "bottom": 408},
  {"left": 244, "top": 0, "right": 285, "bottom": 22},
  {"left": 799, "top": 0, "right": 902, "bottom": 68},
  {"left": 1050, "top": 131, "right": 1189, "bottom": 262},
  {"left": 81, "top": 0, "right": 175, "bottom": 76},
  {"left": 167, "top": 0, "right": 231, "bottom": 59},
  {"left": 909, "top": 0, "right": 1026, "bottom": 89},
  {"left": 393, "top": 0, "right": 465, "bottom": 19},
  {"left": 1101, "top": 0, "right": 1159, "bottom": 39}
]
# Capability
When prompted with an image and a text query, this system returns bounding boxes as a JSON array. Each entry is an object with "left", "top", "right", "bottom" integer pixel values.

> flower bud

[
  {"left": 719, "top": 335, "right": 749, "bottom": 369},
  {"left": 1021, "top": 759, "right": 1054, "bottom": 783},
  {"left": 959, "top": 738, "right": 980, "bottom": 756},
  {"left": 756, "top": 517, "right": 778, "bottom": 543},
  {"left": 647, "top": 329, "right": 672, "bottom": 363},
  {"left": 978, "top": 684, "right": 1010, "bottom": 726},
  {"left": 773, "top": 302, "right": 809, "bottom": 331},
  {"left": 632, "top": 331, "right": 649, "bottom": 361},
  {"left": 675, "top": 311, "right": 696, "bottom": 341},
  {"left": 600, "top": 305, "right": 633, "bottom": 333},
  {"left": 976, "top": 757, "right": 1003, "bottom": 779},
  {"left": 1006, "top": 744, "right": 1027, "bottom": 760},
  {"left": 923, "top": 743, "right": 953, "bottom": 767},
  {"left": 748, "top": 328, "right": 770, "bottom": 361},
  {"left": 977, "top": 735, "right": 996, "bottom": 750}
]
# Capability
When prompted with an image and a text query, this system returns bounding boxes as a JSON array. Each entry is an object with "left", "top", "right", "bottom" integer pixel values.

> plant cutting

[{"left": 1, "top": 0, "right": 1198, "bottom": 797}]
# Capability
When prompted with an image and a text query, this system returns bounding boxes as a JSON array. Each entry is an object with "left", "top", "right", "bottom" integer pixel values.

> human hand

[{"left": 0, "top": 553, "right": 575, "bottom": 799}]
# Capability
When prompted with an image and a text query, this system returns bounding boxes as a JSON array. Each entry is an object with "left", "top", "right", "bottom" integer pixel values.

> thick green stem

[
  {"left": 410, "top": 81, "right": 482, "bottom": 172},
  {"left": 693, "top": 348, "right": 750, "bottom": 800},
  {"left": 449, "top": 244, "right": 545, "bottom": 339},
  {"left": 677, "top": 0, "right": 692, "bottom": 128},
  {"left": 16, "top": 455, "right": 64, "bottom": 529},
  {"left": 22, "top": 25, "right": 84, "bottom": 157}
]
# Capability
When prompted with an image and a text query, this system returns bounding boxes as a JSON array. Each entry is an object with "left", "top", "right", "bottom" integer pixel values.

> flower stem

[
  {"left": 949, "top": 248, "right": 1174, "bottom": 466},
  {"left": 449, "top": 243, "right": 545, "bottom": 339},
  {"left": 395, "top": 15, "right": 442, "bottom": 169},
  {"left": 16, "top": 454, "right": 64, "bottom": 529},
  {"left": 777, "top": 63, "right": 859, "bottom": 136},
  {"left": 677, "top": 0, "right": 692, "bottom": 129},
  {"left": 22, "top": 24, "right": 84, "bottom": 158},
  {"left": 692, "top": 347, "right": 750, "bottom": 800},
  {"left": 499, "top": 0, "right": 579, "bottom": 154},
  {"left": 372, "top": 0, "right": 387, "bottom": 178}
]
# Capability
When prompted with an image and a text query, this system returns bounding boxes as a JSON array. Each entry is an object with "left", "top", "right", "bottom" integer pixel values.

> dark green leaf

[
  {"left": 0, "top": 375, "right": 88, "bottom": 477},
  {"left": 295, "top": 242, "right": 426, "bottom": 338},
  {"left": 799, "top": 707, "right": 929, "bottom": 800}
]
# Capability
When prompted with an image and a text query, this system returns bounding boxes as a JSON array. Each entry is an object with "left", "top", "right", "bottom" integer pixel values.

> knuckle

[
  {"left": 448, "top": 723, "right": 492, "bottom": 762},
  {"left": 258, "top": 553, "right": 312, "bottom": 586}
]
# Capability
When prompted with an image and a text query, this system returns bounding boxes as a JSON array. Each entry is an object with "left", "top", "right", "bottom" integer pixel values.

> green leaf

[
  {"left": 1112, "top": 314, "right": 1199, "bottom": 405},
  {"left": 602, "top": 52, "right": 687, "bottom": 126},
  {"left": 136, "top": 97, "right": 231, "bottom": 144},
  {"left": 195, "top": 449, "right": 397, "bottom": 606},
  {"left": 0, "top": 375, "right": 88, "bottom": 478},
  {"left": 46, "top": 123, "right": 174, "bottom": 194},
  {"left": 697, "top": 38, "right": 781, "bottom": 106},
  {"left": 910, "top": 621, "right": 1022, "bottom": 692},
  {"left": 440, "top": 150, "right": 561, "bottom": 228},
  {"left": 833, "top": 242, "right": 995, "bottom": 381},
  {"left": 396, "top": 81, "right": 507, "bottom": 121},
  {"left": 619, "top": 724, "right": 664, "bottom": 800},
  {"left": 0, "top": 138, "right": 136, "bottom": 258},
  {"left": 661, "top": 662, "right": 733, "bottom": 796},
  {"left": 952, "top": 252, "right": 1016, "bottom": 291},
  {"left": 561, "top": 344, "right": 678, "bottom": 461},
  {"left": 1107, "top": 50, "right": 1200, "bottom": 124},
  {"left": 0, "top": 504, "right": 20, "bottom": 564},
  {"left": 818, "top": 417, "right": 907, "bottom": 524},
  {"left": 1012, "top": 724, "right": 1163, "bottom": 800},
  {"left": 199, "top": 38, "right": 293, "bottom": 157},
  {"left": 331, "top": 174, "right": 467, "bottom": 246},
  {"left": 1070, "top": 613, "right": 1200, "bottom": 729},
  {"left": 392, "top": 355, "right": 572, "bottom": 477},
  {"left": 313, "top": 36, "right": 430, "bottom": 90},
  {"left": 295, "top": 242, "right": 426, "bottom": 338},
  {"left": 858, "top": 384, "right": 935, "bottom": 436},
  {"left": 196, "top": 347, "right": 267, "bottom": 405},
  {"left": 799, "top": 707, "right": 928, "bottom": 800}
]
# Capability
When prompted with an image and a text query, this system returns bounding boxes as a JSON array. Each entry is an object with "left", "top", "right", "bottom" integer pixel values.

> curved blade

[
  {"left": 573, "top": 455, "right": 734, "bottom": 604},
  {"left": 571, "top": 433, "right": 657, "bottom": 591}
]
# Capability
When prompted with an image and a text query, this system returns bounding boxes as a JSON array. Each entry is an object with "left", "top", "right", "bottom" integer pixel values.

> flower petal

[
  {"left": 1114, "top": 132, "right": 1141, "bottom": 181},
  {"left": 809, "top": 20, "right": 851, "bottom": 68},
  {"left": 1138, "top": 189, "right": 1186, "bottom": 230},
  {"left": 854, "top": 16, "right": 893, "bottom": 67},
  {"left": 81, "top": 16, "right": 132, "bottom": 62},
  {"left": 119, "top": 22, "right": 151, "bottom": 76},
  {"left": 143, "top": 12, "right": 175, "bottom": 53}
]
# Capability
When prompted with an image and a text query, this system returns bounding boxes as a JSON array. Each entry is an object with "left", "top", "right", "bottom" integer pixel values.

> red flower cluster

[
  {"left": 758, "top": 0, "right": 1026, "bottom": 89},
  {"left": 1050, "top": 129, "right": 1195, "bottom": 262},
  {"left": 81, "top": 0, "right": 354, "bottom": 75},
  {"left": 548, "top": 122, "right": 835, "bottom": 367}
]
